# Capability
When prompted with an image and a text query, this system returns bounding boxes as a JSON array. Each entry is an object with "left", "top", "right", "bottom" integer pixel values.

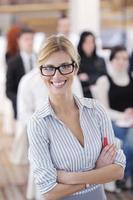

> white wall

[{"left": 69, "top": 0, "right": 100, "bottom": 36}]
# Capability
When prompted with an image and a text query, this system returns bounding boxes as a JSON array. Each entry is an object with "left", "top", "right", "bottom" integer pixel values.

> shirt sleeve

[
  {"left": 27, "top": 115, "right": 57, "bottom": 194},
  {"left": 94, "top": 100, "right": 126, "bottom": 169}
]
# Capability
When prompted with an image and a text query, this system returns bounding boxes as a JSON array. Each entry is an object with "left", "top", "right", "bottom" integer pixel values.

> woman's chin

[
  {"left": 48, "top": 81, "right": 72, "bottom": 96},
  {"left": 51, "top": 89, "right": 66, "bottom": 96},
  {"left": 50, "top": 83, "right": 67, "bottom": 94}
]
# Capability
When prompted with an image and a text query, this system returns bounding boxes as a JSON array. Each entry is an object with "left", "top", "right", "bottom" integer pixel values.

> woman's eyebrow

[
  {"left": 43, "top": 64, "right": 55, "bottom": 67},
  {"left": 44, "top": 61, "right": 72, "bottom": 67},
  {"left": 59, "top": 62, "right": 72, "bottom": 65}
]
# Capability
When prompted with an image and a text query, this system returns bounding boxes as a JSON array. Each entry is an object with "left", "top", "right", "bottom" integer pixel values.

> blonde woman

[{"left": 27, "top": 35, "right": 126, "bottom": 200}]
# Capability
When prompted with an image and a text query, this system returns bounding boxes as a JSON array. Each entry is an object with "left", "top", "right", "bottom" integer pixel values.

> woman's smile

[{"left": 50, "top": 80, "right": 67, "bottom": 89}]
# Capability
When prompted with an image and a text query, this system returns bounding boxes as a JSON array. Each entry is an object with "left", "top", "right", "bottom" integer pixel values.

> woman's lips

[{"left": 51, "top": 80, "right": 66, "bottom": 88}]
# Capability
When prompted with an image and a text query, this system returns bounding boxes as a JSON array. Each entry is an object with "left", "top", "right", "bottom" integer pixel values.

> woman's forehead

[
  {"left": 45, "top": 51, "right": 71, "bottom": 64},
  {"left": 114, "top": 51, "right": 128, "bottom": 58}
]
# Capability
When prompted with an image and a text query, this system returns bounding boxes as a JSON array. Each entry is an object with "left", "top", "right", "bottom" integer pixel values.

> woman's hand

[
  {"left": 96, "top": 144, "right": 117, "bottom": 169},
  {"left": 124, "top": 108, "right": 133, "bottom": 119},
  {"left": 57, "top": 170, "right": 69, "bottom": 184},
  {"left": 78, "top": 73, "right": 89, "bottom": 81}
]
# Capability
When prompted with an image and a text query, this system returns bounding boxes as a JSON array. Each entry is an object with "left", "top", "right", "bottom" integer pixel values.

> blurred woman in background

[
  {"left": 5, "top": 24, "right": 21, "bottom": 63},
  {"left": 78, "top": 31, "right": 106, "bottom": 98},
  {"left": 95, "top": 45, "right": 133, "bottom": 189}
]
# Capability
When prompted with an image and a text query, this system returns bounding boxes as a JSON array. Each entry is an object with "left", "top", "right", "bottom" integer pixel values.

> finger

[
  {"left": 102, "top": 144, "right": 115, "bottom": 156},
  {"left": 102, "top": 150, "right": 117, "bottom": 165},
  {"left": 103, "top": 145, "right": 117, "bottom": 159},
  {"left": 107, "top": 150, "right": 117, "bottom": 161},
  {"left": 105, "top": 147, "right": 117, "bottom": 160},
  {"left": 105, "top": 145, "right": 116, "bottom": 157},
  {"left": 110, "top": 152, "right": 117, "bottom": 163},
  {"left": 106, "top": 152, "right": 117, "bottom": 165},
  {"left": 107, "top": 144, "right": 117, "bottom": 154},
  {"left": 101, "top": 144, "right": 112, "bottom": 155}
]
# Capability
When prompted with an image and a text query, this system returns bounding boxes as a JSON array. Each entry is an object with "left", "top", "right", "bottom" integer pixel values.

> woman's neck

[
  {"left": 108, "top": 64, "right": 129, "bottom": 85},
  {"left": 49, "top": 93, "right": 77, "bottom": 115}
]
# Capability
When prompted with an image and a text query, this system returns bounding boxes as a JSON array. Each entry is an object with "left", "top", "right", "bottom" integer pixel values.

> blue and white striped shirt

[{"left": 27, "top": 96, "right": 126, "bottom": 195}]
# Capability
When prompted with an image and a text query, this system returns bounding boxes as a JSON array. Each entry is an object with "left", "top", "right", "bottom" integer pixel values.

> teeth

[{"left": 52, "top": 81, "right": 65, "bottom": 87}]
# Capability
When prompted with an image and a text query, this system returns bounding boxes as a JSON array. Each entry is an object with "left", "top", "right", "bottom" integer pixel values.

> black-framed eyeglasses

[{"left": 40, "top": 61, "right": 75, "bottom": 76}]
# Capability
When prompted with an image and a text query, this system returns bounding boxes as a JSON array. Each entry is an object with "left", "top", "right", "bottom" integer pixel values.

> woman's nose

[{"left": 53, "top": 69, "right": 62, "bottom": 77}]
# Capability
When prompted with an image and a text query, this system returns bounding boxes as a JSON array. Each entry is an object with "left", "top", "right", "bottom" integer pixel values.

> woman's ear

[{"left": 74, "top": 63, "right": 79, "bottom": 75}]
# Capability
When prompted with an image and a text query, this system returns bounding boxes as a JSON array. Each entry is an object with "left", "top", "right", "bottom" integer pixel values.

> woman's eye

[
  {"left": 44, "top": 67, "right": 54, "bottom": 71},
  {"left": 61, "top": 64, "right": 70, "bottom": 70}
]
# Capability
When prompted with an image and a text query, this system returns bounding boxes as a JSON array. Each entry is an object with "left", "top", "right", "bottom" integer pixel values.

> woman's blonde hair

[{"left": 37, "top": 34, "right": 79, "bottom": 68}]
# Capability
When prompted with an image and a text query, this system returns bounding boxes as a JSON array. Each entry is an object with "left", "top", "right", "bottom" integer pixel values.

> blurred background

[{"left": 0, "top": 0, "right": 133, "bottom": 48}]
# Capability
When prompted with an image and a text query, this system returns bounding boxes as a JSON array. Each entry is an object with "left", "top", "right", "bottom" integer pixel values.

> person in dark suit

[{"left": 6, "top": 27, "right": 36, "bottom": 118}]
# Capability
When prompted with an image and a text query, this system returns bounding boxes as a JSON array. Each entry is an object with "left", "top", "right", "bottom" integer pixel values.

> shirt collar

[
  {"left": 20, "top": 51, "right": 32, "bottom": 59},
  {"left": 74, "top": 95, "right": 93, "bottom": 109},
  {"left": 38, "top": 96, "right": 93, "bottom": 119},
  {"left": 20, "top": 51, "right": 36, "bottom": 63}
]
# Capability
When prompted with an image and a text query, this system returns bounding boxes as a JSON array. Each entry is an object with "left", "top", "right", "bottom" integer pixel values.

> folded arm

[
  {"left": 58, "top": 144, "right": 124, "bottom": 185},
  {"left": 43, "top": 183, "right": 85, "bottom": 200},
  {"left": 58, "top": 164, "right": 124, "bottom": 186}
]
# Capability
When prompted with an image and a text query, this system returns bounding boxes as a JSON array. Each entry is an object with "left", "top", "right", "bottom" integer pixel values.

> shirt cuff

[{"left": 39, "top": 182, "right": 58, "bottom": 195}]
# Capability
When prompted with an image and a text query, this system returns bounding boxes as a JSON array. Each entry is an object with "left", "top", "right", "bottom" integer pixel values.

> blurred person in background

[
  {"left": 57, "top": 14, "right": 79, "bottom": 47},
  {"left": 5, "top": 24, "right": 21, "bottom": 64},
  {"left": 0, "top": 25, "right": 21, "bottom": 135},
  {"left": 33, "top": 32, "right": 45, "bottom": 55},
  {"left": 95, "top": 45, "right": 133, "bottom": 189},
  {"left": 78, "top": 31, "right": 107, "bottom": 98},
  {"left": 6, "top": 27, "right": 36, "bottom": 119}
]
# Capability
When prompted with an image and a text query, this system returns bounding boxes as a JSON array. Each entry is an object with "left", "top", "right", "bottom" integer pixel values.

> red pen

[{"left": 103, "top": 137, "right": 108, "bottom": 147}]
